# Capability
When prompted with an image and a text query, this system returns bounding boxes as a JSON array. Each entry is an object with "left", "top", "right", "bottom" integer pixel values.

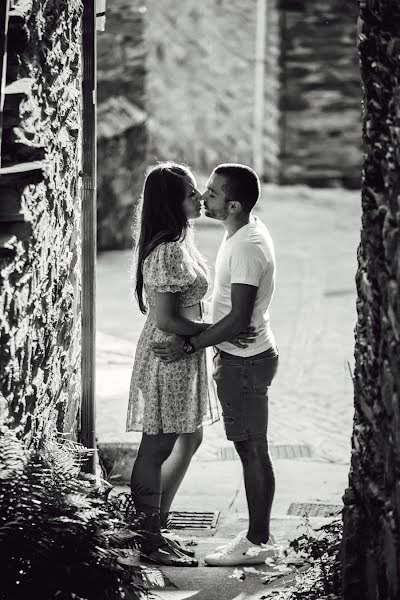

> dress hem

[{"left": 126, "top": 419, "right": 219, "bottom": 435}]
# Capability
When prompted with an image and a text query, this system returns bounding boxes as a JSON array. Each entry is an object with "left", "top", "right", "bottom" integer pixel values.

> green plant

[
  {"left": 260, "top": 514, "right": 343, "bottom": 600},
  {"left": 0, "top": 425, "right": 148, "bottom": 600}
]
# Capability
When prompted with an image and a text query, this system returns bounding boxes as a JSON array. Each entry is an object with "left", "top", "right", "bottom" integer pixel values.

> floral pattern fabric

[{"left": 126, "top": 232, "right": 220, "bottom": 434}]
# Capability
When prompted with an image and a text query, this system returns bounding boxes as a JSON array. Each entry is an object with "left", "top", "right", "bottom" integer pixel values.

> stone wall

[
  {"left": 96, "top": 0, "right": 147, "bottom": 250},
  {"left": 342, "top": 1, "right": 400, "bottom": 597},
  {"left": 145, "top": 0, "right": 281, "bottom": 181},
  {"left": 145, "top": 0, "right": 361, "bottom": 187},
  {"left": 0, "top": 0, "right": 83, "bottom": 440},
  {"left": 98, "top": 0, "right": 363, "bottom": 203},
  {"left": 279, "top": 0, "right": 362, "bottom": 188}
]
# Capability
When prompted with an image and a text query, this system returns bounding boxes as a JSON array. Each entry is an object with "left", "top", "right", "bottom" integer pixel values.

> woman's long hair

[{"left": 133, "top": 162, "right": 193, "bottom": 314}]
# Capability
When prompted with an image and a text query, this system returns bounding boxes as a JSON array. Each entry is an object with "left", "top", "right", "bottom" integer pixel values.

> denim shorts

[{"left": 212, "top": 347, "right": 279, "bottom": 442}]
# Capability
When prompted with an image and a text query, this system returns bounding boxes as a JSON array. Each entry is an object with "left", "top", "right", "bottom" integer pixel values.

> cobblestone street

[{"left": 96, "top": 183, "right": 361, "bottom": 465}]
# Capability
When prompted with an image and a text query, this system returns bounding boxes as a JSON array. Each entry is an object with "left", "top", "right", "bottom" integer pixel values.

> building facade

[
  {"left": 96, "top": 0, "right": 147, "bottom": 250},
  {"left": 146, "top": 0, "right": 361, "bottom": 188}
]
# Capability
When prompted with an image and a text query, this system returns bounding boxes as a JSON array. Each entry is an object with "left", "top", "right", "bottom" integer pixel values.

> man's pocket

[{"left": 249, "top": 356, "right": 278, "bottom": 393}]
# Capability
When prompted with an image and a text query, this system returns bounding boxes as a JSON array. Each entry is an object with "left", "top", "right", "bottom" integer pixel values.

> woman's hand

[{"left": 228, "top": 326, "right": 258, "bottom": 349}]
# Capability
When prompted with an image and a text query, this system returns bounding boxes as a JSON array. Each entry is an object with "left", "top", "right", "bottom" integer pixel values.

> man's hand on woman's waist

[{"left": 152, "top": 325, "right": 258, "bottom": 363}]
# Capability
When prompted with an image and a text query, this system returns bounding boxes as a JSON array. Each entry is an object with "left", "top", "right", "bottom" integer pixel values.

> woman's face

[{"left": 182, "top": 174, "right": 202, "bottom": 220}]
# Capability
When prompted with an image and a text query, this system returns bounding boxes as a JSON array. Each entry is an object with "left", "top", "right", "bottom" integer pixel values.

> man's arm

[
  {"left": 151, "top": 284, "right": 258, "bottom": 361},
  {"left": 191, "top": 283, "right": 258, "bottom": 351},
  {"left": 154, "top": 290, "right": 211, "bottom": 335}
]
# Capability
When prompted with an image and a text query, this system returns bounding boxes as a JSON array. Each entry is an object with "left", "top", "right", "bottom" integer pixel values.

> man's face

[{"left": 202, "top": 173, "right": 229, "bottom": 220}]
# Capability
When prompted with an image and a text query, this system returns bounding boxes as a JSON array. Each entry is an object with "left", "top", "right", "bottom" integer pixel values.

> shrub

[
  {"left": 261, "top": 514, "right": 343, "bottom": 600},
  {"left": 0, "top": 426, "right": 147, "bottom": 600}
]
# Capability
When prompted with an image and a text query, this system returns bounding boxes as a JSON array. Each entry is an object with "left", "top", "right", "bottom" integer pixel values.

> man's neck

[{"left": 224, "top": 213, "right": 251, "bottom": 239}]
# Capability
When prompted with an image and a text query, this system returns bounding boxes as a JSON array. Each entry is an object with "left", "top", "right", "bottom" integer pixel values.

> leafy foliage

[
  {"left": 0, "top": 426, "right": 148, "bottom": 600},
  {"left": 284, "top": 515, "right": 342, "bottom": 599},
  {"left": 261, "top": 515, "right": 343, "bottom": 600}
]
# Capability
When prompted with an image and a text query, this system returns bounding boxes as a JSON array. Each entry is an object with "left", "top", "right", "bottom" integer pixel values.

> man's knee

[{"left": 234, "top": 437, "right": 269, "bottom": 461}]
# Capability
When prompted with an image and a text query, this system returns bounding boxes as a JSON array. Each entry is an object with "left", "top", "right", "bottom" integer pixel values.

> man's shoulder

[
  {"left": 253, "top": 216, "right": 273, "bottom": 238},
  {"left": 252, "top": 219, "right": 275, "bottom": 253},
  {"left": 232, "top": 223, "right": 273, "bottom": 255}
]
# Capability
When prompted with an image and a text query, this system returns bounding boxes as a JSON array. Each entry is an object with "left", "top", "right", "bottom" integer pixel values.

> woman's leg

[
  {"left": 130, "top": 431, "right": 198, "bottom": 566},
  {"left": 160, "top": 427, "right": 203, "bottom": 519},
  {"left": 131, "top": 432, "right": 178, "bottom": 516}
]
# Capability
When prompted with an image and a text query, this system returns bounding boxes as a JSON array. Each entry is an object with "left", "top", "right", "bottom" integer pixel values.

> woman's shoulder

[
  {"left": 144, "top": 240, "right": 184, "bottom": 265},
  {"left": 143, "top": 239, "right": 197, "bottom": 291}
]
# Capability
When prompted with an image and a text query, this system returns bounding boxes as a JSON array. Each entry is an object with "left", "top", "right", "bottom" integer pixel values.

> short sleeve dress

[{"left": 126, "top": 234, "right": 220, "bottom": 434}]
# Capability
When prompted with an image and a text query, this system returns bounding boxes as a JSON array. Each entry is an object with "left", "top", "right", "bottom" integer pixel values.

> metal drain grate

[
  {"left": 271, "top": 444, "right": 313, "bottom": 459},
  {"left": 168, "top": 511, "right": 220, "bottom": 530},
  {"left": 216, "top": 444, "right": 313, "bottom": 461},
  {"left": 217, "top": 446, "right": 238, "bottom": 461},
  {"left": 287, "top": 502, "right": 342, "bottom": 518}
]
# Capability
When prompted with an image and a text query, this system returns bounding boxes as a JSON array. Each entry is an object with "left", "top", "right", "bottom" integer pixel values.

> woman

[{"left": 127, "top": 162, "right": 249, "bottom": 566}]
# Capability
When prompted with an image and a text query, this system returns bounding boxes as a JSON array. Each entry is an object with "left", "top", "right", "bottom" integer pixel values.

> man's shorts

[{"left": 212, "top": 347, "right": 279, "bottom": 442}]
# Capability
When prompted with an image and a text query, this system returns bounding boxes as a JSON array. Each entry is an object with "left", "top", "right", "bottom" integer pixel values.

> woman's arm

[{"left": 154, "top": 290, "right": 211, "bottom": 336}]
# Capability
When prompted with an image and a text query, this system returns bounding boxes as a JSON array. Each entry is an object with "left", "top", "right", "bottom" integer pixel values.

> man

[{"left": 153, "top": 163, "right": 278, "bottom": 566}]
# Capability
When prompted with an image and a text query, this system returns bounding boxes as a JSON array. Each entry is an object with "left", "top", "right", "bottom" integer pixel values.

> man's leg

[
  {"left": 234, "top": 437, "right": 275, "bottom": 544},
  {"left": 205, "top": 351, "right": 278, "bottom": 565}
]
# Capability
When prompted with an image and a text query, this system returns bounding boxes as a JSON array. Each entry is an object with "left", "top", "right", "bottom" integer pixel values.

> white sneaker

[
  {"left": 215, "top": 531, "right": 276, "bottom": 552},
  {"left": 204, "top": 531, "right": 277, "bottom": 566}
]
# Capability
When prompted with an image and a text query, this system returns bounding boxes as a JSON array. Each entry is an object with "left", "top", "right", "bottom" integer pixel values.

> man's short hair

[{"left": 213, "top": 163, "right": 260, "bottom": 213}]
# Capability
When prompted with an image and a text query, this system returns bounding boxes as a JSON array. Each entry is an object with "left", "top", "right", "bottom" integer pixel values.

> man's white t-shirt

[{"left": 211, "top": 216, "right": 276, "bottom": 357}]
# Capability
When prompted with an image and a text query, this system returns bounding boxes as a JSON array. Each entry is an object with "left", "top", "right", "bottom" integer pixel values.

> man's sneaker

[
  {"left": 215, "top": 530, "right": 276, "bottom": 552},
  {"left": 204, "top": 531, "right": 277, "bottom": 566}
]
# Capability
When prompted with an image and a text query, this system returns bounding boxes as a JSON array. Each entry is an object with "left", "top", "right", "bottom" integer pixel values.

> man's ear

[{"left": 228, "top": 201, "right": 241, "bottom": 213}]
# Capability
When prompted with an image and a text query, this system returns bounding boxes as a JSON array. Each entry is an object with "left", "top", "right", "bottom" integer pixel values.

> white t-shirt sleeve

[{"left": 229, "top": 242, "right": 265, "bottom": 287}]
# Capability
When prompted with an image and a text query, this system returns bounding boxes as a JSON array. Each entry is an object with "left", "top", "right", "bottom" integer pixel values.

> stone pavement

[{"left": 111, "top": 457, "right": 348, "bottom": 599}]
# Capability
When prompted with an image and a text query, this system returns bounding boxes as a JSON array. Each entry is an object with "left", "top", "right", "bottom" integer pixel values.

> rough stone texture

[
  {"left": 146, "top": 0, "right": 361, "bottom": 187},
  {"left": 342, "top": 1, "right": 400, "bottom": 598},
  {"left": 96, "top": 0, "right": 363, "bottom": 248},
  {"left": 280, "top": 0, "right": 363, "bottom": 188},
  {"left": 146, "top": 0, "right": 281, "bottom": 181},
  {"left": 97, "top": 97, "right": 147, "bottom": 250},
  {"left": 0, "top": 0, "right": 83, "bottom": 441},
  {"left": 96, "top": 0, "right": 147, "bottom": 250}
]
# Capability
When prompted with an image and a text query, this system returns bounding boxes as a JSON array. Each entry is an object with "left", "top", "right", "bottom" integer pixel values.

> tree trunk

[{"left": 342, "top": 1, "right": 400, "bottom": 598}]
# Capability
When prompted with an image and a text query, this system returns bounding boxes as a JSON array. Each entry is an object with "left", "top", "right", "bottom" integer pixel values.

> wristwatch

[{"left": 183, "top": 336, "right": 195, "bottom": 354}]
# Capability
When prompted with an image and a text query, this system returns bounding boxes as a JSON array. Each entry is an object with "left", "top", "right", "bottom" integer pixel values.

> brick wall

[
  {"left": 279, "top": 0, "right": 362, "bottom": 188},
  {"left": 96, "top": 0, "right": 147, "bottom": 250},
  {"left": 0, "top": 0, "right": 83, "bottom": 440},
  {"left": 342, "top": 1, "right": 400, "bottom": 597}
]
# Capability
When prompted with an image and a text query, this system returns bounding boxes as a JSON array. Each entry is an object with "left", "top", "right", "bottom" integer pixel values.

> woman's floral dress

[{"left": 126, "top": 233, "right": 220, "bottom": 434}]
